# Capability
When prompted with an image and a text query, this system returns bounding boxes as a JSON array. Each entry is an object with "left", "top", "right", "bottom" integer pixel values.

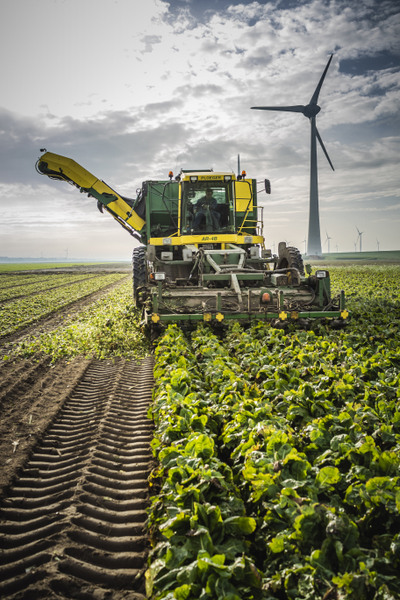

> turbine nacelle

[{"left": 303, "top": 104, "right": 321, "bottom": 119}]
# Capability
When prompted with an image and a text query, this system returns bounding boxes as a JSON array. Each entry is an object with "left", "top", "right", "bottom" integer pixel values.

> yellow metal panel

[
  {"left": 182, "top": 172, "right": 236, "bottom": 181},
  {"left": 93, "top": 181, "right": 145, "bottom": 230},
  {"left": 106, "top": 199, "right": 145, "bottom": 230},
  {"left": 40, "top": 152, "right": 98, "bottom": 188},
  {"left": 149, "top": 233, "right": 264, "bottom": 246},
  {"left": 235, "top": 180, "right": 253, "bottom": 212}
]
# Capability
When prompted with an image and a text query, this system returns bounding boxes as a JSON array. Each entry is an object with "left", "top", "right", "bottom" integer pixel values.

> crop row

[
  {"left": 0, "top": 262, "right": 99, "bottom": 272},
  {"left": 147, "top": 266, "right": 400, "bottom": 599},
  {"left": 14, "top": 279, "right": 149, "bottom": 361},
  {"left": 327, "top": 265, "right": 400, "bottom": 302},
  {"left": 0, "top": 274, "right": 102, "bottom": 302},
  {"left": 0, "top": 273, "right": 58, "bottom": 289},
  {"left": 0, "top": 273, "right": 126, "bottom": 337}
]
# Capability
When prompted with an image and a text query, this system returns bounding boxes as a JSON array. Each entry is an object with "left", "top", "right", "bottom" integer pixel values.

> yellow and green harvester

[{"left": 36, "top": 151, "right": 349, "bottom": 333}]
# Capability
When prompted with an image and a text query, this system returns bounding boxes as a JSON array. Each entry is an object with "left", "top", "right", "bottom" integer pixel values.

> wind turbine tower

[
  {"left": 356, "top": 227, "right": 363, "bottom": 252},
  {"left": 325, "top": 231, "right": 332, "bottom": 254},
  {"left": 252, "top": 54, "right": 335, "bottom": 256}
]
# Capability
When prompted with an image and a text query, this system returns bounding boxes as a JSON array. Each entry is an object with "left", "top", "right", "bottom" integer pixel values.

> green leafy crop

[
  {"left": 12, "top": 279, "right": 149, "bottom": 361},
  {"left": 147, "top": 265, "right": 400, "bottom": 599}
]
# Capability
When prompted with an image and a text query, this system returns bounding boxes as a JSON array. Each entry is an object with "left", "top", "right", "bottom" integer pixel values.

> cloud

[
  {"left": 0, "top": 0, "right": 399, "bottom": 256},
  {"left": 140, "top": 35, "right": 163, "bottom": 52}
]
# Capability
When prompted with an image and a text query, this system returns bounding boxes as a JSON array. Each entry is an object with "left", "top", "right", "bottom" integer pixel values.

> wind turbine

[
  {"left": 251, "top": 54, "right": 335, "bottom": 256},
  {"left": 356, "top": 227, "right": 363, "bottom": 252},
  {"left": 325, "top": 230, "right": 332, "bottom": 253}
]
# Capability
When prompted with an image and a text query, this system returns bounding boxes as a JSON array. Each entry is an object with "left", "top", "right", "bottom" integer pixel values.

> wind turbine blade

[
  {"left": 315, "top": 126, "right": 335, "bottom": 171},
  {"left": 309, "top": 54, "right": 333, "bottom": 105},
  {"left": 251, "top": 105, "right": 306, "bottom": 113}
]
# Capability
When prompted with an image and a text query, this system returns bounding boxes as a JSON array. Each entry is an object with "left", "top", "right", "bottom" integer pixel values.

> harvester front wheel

[
  {"left": 277, "top": 244, "right": 305, "bottom": 276},
  {"left": 132, "top": 246, "right": 147, "bottom": 306}
]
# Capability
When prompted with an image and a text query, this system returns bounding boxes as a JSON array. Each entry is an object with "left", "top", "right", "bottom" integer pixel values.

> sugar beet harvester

[{"left": 36, "top": 151, "right": 349, "bottom": 333}]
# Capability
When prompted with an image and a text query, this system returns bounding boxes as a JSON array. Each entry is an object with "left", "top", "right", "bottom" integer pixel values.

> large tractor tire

[
  {"left": 132, "top": 245, "right": 147, "bottom": 306},
  {"left": 277, "top": 242, "right": 305, "bottom": 276}
]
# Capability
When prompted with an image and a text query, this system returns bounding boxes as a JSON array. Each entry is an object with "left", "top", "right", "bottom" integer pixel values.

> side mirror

[{"left": 265, "top": 179, "right": 271, "bottom": 194}]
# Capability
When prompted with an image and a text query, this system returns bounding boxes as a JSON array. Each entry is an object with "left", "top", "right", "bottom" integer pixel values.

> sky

[{"left": 0, "top": 0, "right": 399, "bottom": 259}]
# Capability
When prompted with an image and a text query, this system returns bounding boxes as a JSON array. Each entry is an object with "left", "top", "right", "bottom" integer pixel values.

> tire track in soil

[
  {"left": 0, "top": 357, "right": 92, "bottom": 496},
  {"left": 0, "top": 356, "right": 154, "bottom": 600}
]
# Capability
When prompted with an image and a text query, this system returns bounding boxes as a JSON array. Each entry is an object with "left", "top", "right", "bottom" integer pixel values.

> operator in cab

[{"left": 193, "top": 188, "right": 220, "bottom": 230}]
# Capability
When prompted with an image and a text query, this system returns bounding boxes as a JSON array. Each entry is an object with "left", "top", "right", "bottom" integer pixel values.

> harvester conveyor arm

[{"left": 36, "top": 151, "right": 145, "bottom": 240}]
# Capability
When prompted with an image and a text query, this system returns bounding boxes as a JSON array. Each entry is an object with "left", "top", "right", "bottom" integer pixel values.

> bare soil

[
  {"left": 0, "top": 274, "right": 155, "bottom": 599},
  {"left": 0, "top": 356, "right": 91, "bottom": 495}
]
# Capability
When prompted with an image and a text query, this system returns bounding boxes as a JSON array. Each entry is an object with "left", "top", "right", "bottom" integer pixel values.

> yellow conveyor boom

[{"left": 36, "top": 151, "right": 145, "bottom": 239}]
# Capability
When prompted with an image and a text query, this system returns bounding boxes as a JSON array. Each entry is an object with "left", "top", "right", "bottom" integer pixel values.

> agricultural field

[
  {"left": 13, "top": 277, "right": 149, "bottom": 361},
  {"left": 0, "top": 263, "right": 399, "bottom": 599},
  {"left": 0, "top": 270, "right": 127, "bottom": 337},
  {"left": 0, "top": 262, "right": 92, "bottom": 272},
  {"left": 147, "top": 265, "right": 400, "bottom": 600}
]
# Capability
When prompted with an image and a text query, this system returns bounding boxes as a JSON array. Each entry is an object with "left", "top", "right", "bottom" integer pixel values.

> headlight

[{"left": 151, "top": 272, "right": 166, "bottom": 281}]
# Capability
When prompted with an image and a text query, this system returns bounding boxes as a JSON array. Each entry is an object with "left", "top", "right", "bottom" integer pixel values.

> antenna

[{"left": 252, "top": 54, "right": 335, "bottom": 256}]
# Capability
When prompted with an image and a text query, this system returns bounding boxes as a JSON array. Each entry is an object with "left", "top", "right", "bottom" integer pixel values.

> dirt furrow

[{"left": 0, "top": 356, "right": 154, "bottom": 600}]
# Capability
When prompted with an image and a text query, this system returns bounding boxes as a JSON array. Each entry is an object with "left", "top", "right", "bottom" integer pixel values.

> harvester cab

[{"left": 36, "top": 151, "right": 349, "bottom": 333}]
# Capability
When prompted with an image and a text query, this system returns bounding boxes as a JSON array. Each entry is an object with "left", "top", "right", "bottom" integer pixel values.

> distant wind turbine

[
  {"left": 376, "top": 239, "right": 380, "bottom": 251},
  {"left": 356, "top": 227, "right": 363, "bottom": 252},
  {"left": 325, "top": 231, "right": 332, "bottom": 253},
  {"left": 252, "top": 54, "right": 335, "bottom": 256}
]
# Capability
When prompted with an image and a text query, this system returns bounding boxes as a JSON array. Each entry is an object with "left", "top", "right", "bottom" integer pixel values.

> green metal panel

[
  {"left": 201, "top": 273, "right": 265, "bottom": 282},
  {"left": 145, "top": 309, "right": 349, "bottom": 325},
  {"left": 145, "top": 181, "right": 179, "bottom": 241}
]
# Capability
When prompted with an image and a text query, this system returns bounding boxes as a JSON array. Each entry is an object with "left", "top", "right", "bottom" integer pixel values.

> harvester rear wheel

[
  {"left": 132, "top": 246, "right": 147, "bottom": 306},
  {"left": 277, "top": 244, "right": 305, "bottom": 275}
]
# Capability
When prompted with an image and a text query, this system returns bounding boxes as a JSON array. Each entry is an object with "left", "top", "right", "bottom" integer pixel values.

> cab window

[{"left": 181, "top": 181, "right": 234, "bottom": 234}]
